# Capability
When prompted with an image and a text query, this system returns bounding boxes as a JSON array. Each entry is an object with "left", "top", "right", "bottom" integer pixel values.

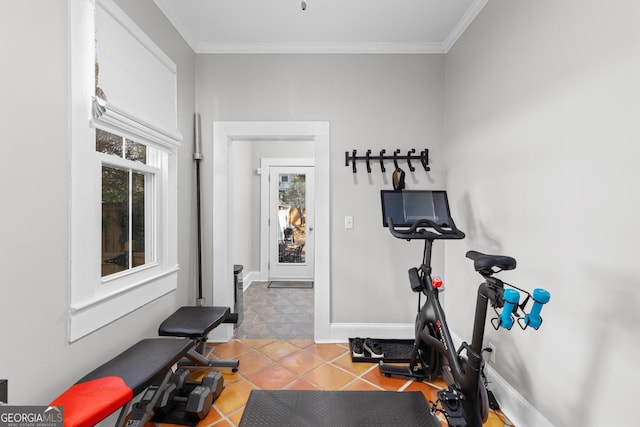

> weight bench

[
  {"left": 158, "top": 306, "right": 240, "bottom": 371},
  {"left": 50, "top": 338, "right": 193, "bottom": 427}
]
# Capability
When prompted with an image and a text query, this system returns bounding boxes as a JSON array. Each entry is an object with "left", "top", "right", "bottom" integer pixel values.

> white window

[
  {"left": 97, "top": 129, "right": 158, "bottom": 279},
  {"left": 69, "top": 0, "right": 181, "bottom": 341}
]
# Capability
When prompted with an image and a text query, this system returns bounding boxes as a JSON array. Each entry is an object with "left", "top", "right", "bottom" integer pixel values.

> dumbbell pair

[
  {"left": 496, "top": 287, "right": 550, "bottom": 330},
  {"left": 155, "top": 369, "right": 224, "bottom": 419}
]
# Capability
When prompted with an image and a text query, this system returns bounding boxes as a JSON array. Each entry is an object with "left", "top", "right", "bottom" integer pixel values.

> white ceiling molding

[
  {"left": 195, "top": 42, "right": 448, "bottom": 55},
  {"left": 443, "top": 0, "right": 490, "bottom": 52}
]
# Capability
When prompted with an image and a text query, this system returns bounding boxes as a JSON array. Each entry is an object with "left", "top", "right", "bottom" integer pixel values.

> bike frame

[
  {"left": 381, "top": 236, "right": 503, "bottom": 426},
  {"left": 379, "top": 192, "right": 549, "bottom": 426}
]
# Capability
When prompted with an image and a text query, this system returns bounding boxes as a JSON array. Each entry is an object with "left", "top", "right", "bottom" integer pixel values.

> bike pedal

[
  {"left": 438, "top": 388, "right": 465, "bottom": 426},
  {"left": 437, "top": 388, "right": 462, "bottom": 401}
]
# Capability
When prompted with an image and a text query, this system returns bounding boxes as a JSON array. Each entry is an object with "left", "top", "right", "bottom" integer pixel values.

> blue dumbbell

[
  {"left": 524, "top": 288, "right": 550, "bottom": 329},
  {"left": 499, "top": 288, "right": 520, "bottom": 330}
]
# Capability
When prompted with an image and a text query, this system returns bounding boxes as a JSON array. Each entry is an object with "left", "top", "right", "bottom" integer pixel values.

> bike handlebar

[{"left": 387, "top": 218, "right": 466, "bottom": 240}]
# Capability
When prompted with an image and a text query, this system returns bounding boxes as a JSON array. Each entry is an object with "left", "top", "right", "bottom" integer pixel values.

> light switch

[{"left": 344, "top": 216, "right": 354, "bottom": 229}]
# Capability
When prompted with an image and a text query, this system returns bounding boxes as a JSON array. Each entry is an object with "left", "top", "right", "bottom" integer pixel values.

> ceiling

[{"left": 153, "top": 0, "right": 489, "bottom": 54}]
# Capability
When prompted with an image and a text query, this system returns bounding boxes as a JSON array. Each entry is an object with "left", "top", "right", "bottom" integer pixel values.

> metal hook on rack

[
  {"left": 393, "top": 149, "right": 400, "bottom": 170},
  {"left": 379, "top": 149, "right": 386, "bottom": 172},
  {"left": 352, "top": 149, "right": 357, "bottom": 173},
  {"left": 420, "top": 149, "right": 430, "bottom": 171},
  {"left": 406, "top": 148, "right": 416, "bottom": 172},
  {"left": 365, "top": 150, "right": 372, "bottom": 173}
]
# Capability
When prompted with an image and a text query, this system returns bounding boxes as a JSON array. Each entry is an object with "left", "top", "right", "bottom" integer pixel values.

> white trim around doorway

[{"left": 212, "top": 121, "right": 331, "bottom": 342}]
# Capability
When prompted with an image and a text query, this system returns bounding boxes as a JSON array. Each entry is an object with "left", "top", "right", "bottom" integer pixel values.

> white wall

[
  {"left": 0, "top": 0, "right": 195, "bottom": 404},
  {"left": 444, "top": 1, "right": 640, "bottom": 426},
  {"left": 196, "top": 54, "right": 447, "bottom": 324}
]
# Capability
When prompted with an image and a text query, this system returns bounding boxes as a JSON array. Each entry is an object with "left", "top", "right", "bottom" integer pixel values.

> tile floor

[
  {"left": 173, "top": 282, "right": 515, "bottom": 426},
  {"left": 232, "top": 282, "right": 314, "bottom": 340},
  {"left": 165, "top": 339, "right": 514, "bottom": 427}
]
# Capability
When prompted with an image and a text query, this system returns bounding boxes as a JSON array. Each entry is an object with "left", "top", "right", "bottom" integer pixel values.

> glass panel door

[
  {"left": 269, "top": 166, "right": 314, "bottom": 280},
  {"left": 278, "top": 173, "right": 306, "bottom": 264}
]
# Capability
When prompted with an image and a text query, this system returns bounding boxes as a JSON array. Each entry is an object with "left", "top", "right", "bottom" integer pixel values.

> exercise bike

[{"left": 378, "top": 190, "right": 550, "bottom": 427}]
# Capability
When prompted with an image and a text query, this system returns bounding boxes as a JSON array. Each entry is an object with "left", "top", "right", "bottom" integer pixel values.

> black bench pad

[
  {"left": 158, "top": 306, "right": 230, "bottom": 338},
  {"left": 77, "top": 338, "right": 193, "bottom": 395},
  {"left": 50, "top": 338, "right": 193, "bottom": 427}
]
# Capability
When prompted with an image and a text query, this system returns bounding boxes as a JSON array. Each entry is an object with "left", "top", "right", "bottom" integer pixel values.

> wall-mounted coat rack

[{"left": 345, "top": 148, "right": 430, "bottom": 173}]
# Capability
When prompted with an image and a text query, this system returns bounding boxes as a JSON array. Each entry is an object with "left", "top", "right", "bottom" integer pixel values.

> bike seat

[{"left": 466, "top": 250, "right": 516, "bottom": 272}]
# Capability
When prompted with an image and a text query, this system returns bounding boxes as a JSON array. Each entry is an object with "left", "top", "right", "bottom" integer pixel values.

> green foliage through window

[{"left": 98, "top": 129, "right": 149, "bottom": 277}]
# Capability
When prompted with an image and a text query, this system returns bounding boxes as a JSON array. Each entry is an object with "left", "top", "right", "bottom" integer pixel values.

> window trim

[{"left": 69, "top": 0, "right": 180, "bottom": 342}]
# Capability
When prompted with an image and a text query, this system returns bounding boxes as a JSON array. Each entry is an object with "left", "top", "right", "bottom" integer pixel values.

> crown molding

[
  {"left": 443, "top": 0, "right": 490, "bottom": 52},
  {"left": 194, "top": 41, "right": 448, "bottom": 55}
]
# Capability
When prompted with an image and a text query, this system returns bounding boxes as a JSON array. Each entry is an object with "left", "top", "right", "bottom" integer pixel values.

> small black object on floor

[
  {"left": 239, "top": 390, "right": 440, "bottom": 427},
  {"left": 349, "top": 338, "right": 415, "bottom": 363},
  {"left": 488, "top": 389, "right": 501, "bottom": 410},
  {"left": 151, "top": 406, "right": 199, "bottom": 427},
  {"left": 268, "top": 281, "right": 314, "bottom": 289}
]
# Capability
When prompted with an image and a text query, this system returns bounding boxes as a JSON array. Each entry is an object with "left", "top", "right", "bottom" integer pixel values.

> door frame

[
  {"left": 212, "top": 121, "right": 330, "bottom": 341},
  {"left": 262, "top": 159, "right": 314, "bottom": 281}
]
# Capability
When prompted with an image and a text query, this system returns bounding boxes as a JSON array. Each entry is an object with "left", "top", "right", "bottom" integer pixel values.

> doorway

[
  {"left": 212, "top": 121, "right": 331, "bottom": 342},
  {"left": 268, "top": 165, "right": 314, "bottom": 281}
]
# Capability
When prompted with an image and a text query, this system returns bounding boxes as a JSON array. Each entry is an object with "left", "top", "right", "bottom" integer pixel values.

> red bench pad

[{"left": 50, "top": 376, "right": 132, "bottom": 427}]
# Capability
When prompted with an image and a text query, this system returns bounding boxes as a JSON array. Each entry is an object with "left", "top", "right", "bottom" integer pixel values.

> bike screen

[{"left": 381, "top": 190, "right": 454, "bottom": 228}]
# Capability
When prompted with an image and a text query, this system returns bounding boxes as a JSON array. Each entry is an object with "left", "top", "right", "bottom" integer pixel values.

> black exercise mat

[
  {"left": 268, "top": 281, "right": 314, "bottom": 288},
  {"left": 349, "top": 338, "right": 415, "bottom": 363},
  {"left": 239, "top": 390, "right": 440, "bottom": 427}
]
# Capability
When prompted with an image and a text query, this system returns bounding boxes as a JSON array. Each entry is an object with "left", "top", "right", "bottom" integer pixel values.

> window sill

[{"left": 69, "top": 266, "right": 178, "bottom": 342}]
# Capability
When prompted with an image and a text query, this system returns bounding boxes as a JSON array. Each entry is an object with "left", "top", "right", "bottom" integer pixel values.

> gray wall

[
  {"left": 0, "top": 0, "right": 195, "bottom": 404},
  {"left": 196, "top": 54, "right": 447, "bottom": 323},
  {"left": 444, "top": 1, "right": 640, "bottom": 426},
  {"left": 5, "top": 2, "right": 637, "bottom": 424}
]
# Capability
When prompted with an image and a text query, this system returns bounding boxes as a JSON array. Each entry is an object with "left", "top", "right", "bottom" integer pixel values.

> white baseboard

[
  {"left": 242, "top": 271, "right": 263, "bottom": 290},
  {"left": 483, "top": 365, "right": 554, "bottom": 427},
  {"left": 448, "top": 331, "right": 553, "bottom": 427}
]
